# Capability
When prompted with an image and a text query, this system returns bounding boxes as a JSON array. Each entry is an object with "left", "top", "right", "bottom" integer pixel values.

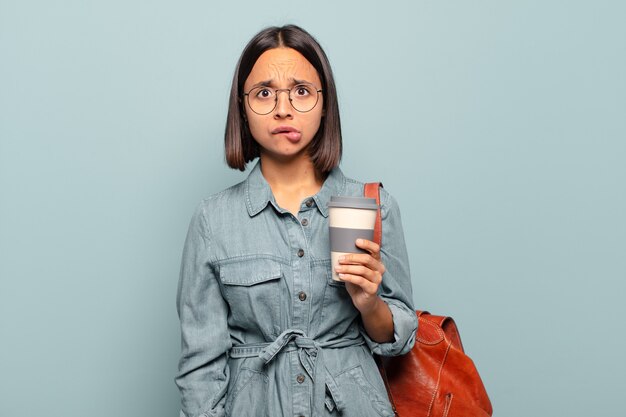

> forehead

[{"left": 244, "top": 47, "right": 321, "bottom": 88}]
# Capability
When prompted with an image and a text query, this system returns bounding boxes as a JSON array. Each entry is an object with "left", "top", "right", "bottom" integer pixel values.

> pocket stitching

[
  {"left": 225, "top": 368, "right": 268, "bottom": 416},
  {"left": 218, "top": 258, "right": 283, "bottom": 337},
  {"left": 219, "top": 259, "right": 282, "bottom": 286},
  {"left": 336, "top": 365, "right": 394, "bottom": 417},
  {"left": 221, "top": 273, "right": 281, "bottom": 287}
]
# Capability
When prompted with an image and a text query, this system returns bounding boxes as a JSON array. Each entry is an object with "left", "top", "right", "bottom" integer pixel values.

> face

[{"left": 242, "top": 47, "right": 324, "bottom": 162}]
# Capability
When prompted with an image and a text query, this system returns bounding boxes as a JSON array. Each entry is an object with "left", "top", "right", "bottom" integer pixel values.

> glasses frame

[{"left": 243, "top": 85, "right": 323, "bottom": 115}]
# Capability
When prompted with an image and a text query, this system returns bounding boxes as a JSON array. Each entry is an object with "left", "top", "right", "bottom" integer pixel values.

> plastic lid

[{"left": 327, "top": 195, "right": 378, "bottom": 210}]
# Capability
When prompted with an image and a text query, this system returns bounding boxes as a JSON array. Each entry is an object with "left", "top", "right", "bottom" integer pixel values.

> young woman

[{"left": 176, "top": 25, "right": 417, "bottom": 417}]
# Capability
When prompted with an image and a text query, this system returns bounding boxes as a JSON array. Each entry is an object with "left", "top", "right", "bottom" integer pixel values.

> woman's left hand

[{"left": 335, "top": 238, "right": 386, "bottom": 315}]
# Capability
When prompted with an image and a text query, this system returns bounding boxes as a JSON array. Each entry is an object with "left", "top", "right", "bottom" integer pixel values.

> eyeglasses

[{"left": 243, "top": 84, "right": 323, "bottom": 115}]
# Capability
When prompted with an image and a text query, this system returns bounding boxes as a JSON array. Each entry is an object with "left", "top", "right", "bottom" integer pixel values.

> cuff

[{"left": 362, "top": 299, "right": 417, "bottom": 356}]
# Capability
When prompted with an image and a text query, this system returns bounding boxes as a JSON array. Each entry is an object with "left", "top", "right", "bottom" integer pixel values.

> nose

[{"left": 273, "top": 89, "right": 292, "bottom": 119}]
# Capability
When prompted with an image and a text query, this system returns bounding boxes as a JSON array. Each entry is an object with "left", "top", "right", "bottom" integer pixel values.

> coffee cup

[{"left": 327, "top": 196, "right": 379, "bottom": 281}]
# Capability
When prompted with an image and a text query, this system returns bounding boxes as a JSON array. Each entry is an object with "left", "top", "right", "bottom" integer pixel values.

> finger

[
  {"left": 339, "top": 253, "right": 384, "bottom": 273},
  {"left": 355, "top": 238, "right": 381, "bottom": 257},
  {"left": 338, "top": 253, "right": 375, "bottom": 266},
  {"left": 337, "top": 273, "right": 379, "bottom": 295},
  {"left": 335, "top": 264, "right": 382, "bottom": 285}
]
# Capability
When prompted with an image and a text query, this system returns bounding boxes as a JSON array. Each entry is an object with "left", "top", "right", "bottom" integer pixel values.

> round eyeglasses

[{"left": 243, "top": 84, "right": 323, "bottom": 115}]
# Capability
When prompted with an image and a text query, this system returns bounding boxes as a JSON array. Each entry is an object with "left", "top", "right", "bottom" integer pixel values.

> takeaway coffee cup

[{"left": 328, "top": 196, "right": 379, "bottom": 281}]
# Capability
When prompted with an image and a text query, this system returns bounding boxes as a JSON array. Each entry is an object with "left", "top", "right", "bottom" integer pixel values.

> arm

[
  {"left": 176, "top": 201, "right": 231, "bottom": 417},
  {"left": 334, "top": 190, "right": 417, "bottom": 355},
  {"left": 358, "top": 287, "right": 395, "bottom": 343}
]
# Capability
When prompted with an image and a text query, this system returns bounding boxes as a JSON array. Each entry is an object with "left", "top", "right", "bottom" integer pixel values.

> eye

[
  {"left": 293, "top": 85, "right": 312, "bottom": 97},
  {"left": 255, "top": 88, "right": 273, "bottom": 99}
]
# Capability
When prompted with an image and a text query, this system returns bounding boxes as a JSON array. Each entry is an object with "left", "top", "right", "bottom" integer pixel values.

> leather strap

[{"left": 364, "top": 183, "right": 383, "bottom": 246}]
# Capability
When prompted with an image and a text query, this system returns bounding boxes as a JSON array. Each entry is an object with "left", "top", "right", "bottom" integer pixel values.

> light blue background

[{"left": 1, "top": 1, "right": 624, "bottom": 416}]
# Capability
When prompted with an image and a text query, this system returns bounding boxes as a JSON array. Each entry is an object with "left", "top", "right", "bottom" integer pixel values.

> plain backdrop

[{"left": 1, "top": 1, "right": 624, "bottom": 416}]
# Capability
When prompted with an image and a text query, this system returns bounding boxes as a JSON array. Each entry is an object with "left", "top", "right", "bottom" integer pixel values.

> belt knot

[{"left": 258, "top": 329, "right": 345, "bottom": 413}]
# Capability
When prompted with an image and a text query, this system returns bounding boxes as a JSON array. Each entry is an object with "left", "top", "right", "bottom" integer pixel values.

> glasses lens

[
  {"left": 246, "top": 85, "right": 321, "bottom": 114},
  {"left": 289, "top": 84, "right": 320, "bottom": 112},
  {"left": 247, "top": 87, "right": 276, "bottom": 115}
]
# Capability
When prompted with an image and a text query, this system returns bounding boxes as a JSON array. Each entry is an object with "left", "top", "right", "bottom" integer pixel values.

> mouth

[{"left": 272, "top": 126, "right": 302, "bottom": 142}]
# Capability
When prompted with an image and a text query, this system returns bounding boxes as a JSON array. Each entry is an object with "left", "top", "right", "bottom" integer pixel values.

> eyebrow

[{"left": 250, "top": 78, "right": 315, "bottom": 89}]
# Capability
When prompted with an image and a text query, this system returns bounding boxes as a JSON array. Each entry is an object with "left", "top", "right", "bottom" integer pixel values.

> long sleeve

[
  {"left": 362, "top": 189, "right": 417, "bottom": 356},
  {"left": 176, "top": 201, "right": 231, "bottom": 417}
]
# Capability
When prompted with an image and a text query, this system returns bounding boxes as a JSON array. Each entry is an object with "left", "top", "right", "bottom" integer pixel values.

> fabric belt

[{"left": 230, "top": 329, "right": 365, "bottom": 415}]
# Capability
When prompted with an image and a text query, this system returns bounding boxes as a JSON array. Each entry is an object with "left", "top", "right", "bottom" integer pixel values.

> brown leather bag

[{"left": 364, "top": 183, "right": 493, "bottom": 417}]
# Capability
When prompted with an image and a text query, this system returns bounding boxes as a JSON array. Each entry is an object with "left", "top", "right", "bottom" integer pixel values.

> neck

[
  {"left": 258, "top": 152, "right": 327, "bottom": 210},
  {"left": 259, "top": 152, "right": 325, "bottom": 192}
]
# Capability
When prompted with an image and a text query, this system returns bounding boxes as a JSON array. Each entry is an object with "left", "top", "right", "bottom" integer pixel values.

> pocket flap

[{"left": 219, "top": 258, "right": 282, "bottom": 286}]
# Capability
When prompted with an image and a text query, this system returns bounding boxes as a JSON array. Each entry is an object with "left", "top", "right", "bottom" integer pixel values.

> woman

[{"left": 176, "top": 25, "right": 417, "bottom": 417}]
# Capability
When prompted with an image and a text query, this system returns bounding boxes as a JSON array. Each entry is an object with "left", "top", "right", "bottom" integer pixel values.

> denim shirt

[{"left": 176, "top": 161, "right": 417, "bottom": 417}]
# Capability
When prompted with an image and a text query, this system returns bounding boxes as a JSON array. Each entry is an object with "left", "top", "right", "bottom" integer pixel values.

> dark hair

[{"left": 224, "top": 25, "right": 342, "bottom": 173}]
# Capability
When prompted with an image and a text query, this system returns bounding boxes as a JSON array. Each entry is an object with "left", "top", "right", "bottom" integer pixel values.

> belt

[{"left": 230, "top": 329, "right": 365, "bottom": 415}]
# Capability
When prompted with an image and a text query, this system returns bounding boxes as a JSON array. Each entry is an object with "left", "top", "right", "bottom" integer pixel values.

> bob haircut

[{"left": 224, "top": 25, "right": 342, "bottom": 173}]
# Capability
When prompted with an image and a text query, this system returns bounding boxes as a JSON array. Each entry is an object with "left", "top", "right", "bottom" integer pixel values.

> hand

[{"left": 335, "top": 238, "right": 386, "bottom": 315}]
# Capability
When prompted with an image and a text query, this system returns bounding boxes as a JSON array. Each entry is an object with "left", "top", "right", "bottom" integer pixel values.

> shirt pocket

[
  {"left": 318, "top": 261, "right": 359, "bottom": 337},
  {"left": 333, "top": 364, "right": 395, "bottom": 417},
  {"left": 224, "top": 367, "right": 269, "bottom": 417},
  {"left": 219, "top": 258, "right": 284, "bottom": 338}
]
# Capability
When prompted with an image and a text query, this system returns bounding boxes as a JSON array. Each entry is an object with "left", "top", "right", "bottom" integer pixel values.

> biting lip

[{"left": 271, "top": 126, "right": 300, "bottom": 134}]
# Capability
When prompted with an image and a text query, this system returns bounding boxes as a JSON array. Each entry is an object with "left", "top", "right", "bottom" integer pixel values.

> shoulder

[
  {"left": 201, "top": 180, "right": 246, "bottom": 207},
  {"left": 191, "top": 179, "right": 248, "bottom": 228}
]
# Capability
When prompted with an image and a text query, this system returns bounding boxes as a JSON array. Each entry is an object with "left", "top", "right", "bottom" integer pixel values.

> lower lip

[{"left": 275, "top": 131, "right": 302, "bottom": 142}]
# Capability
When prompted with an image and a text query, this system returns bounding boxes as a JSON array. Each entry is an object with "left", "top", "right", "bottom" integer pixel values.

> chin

[{"left": 267, "top": 146, "right": 309, "bottom": 160}]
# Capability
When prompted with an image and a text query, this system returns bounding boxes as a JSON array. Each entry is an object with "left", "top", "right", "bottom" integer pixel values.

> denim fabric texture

[{"left": 176, "top": 161, "right": 417, "bottom": 417}]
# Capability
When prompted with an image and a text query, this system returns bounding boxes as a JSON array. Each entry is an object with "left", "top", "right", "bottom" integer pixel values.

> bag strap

[{"left": 364, "top": 182, "right": 383, "bottom": 246}]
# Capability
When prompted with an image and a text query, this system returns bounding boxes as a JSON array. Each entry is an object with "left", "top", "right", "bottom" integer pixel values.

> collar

[{"left": 245, "top": 160, "right": 346, "bottom": 218}]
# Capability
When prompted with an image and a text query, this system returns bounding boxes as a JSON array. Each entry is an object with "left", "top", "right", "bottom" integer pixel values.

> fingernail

[
  {"left": 356, "top": 239, "right": 363, "bottom": 244},
  {"left": 338, "top": 255, "right": 345, "bottom": 261}
]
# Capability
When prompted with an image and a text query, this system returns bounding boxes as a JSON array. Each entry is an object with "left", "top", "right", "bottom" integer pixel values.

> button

[
  {"left": 298, "top": 291, "right": 307, "bottom": 301},
  {"left": 305, "top": 199, "right": 313, "bottom": 207},
  {"left": 296, "top": 374, "right": 305, "bottom": 384},
  {"left": 300, "top": 218, "right": 308, "bottom": 226},
  {"left": 297, "top": 249, "right": 305, "bottom": 257}
]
